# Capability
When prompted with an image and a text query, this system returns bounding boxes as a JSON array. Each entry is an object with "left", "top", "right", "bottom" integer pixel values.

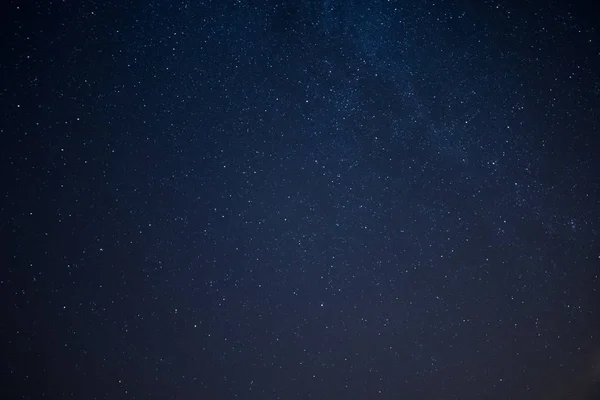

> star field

[{"left": 2, "top": 0, "right": 599, "bottom": 399}]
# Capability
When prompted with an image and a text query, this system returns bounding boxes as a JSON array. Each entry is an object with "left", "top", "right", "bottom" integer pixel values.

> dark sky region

[{"left": 1, "top": 0, "right": 599, "bottom": 399}]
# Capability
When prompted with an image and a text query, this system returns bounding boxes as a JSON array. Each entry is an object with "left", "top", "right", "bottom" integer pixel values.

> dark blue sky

[{"left": 2, "top": 0, "right": 599, "bottom": 399}]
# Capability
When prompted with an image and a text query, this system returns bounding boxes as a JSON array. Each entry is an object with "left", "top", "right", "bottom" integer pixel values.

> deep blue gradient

[{"left": 2, "top": 1, "right": 599, "bottom": 398}]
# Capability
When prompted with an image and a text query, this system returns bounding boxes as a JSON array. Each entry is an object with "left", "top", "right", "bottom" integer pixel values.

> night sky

[{"left": 2, "top": 0, "right": 600, "bottom": 399}]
